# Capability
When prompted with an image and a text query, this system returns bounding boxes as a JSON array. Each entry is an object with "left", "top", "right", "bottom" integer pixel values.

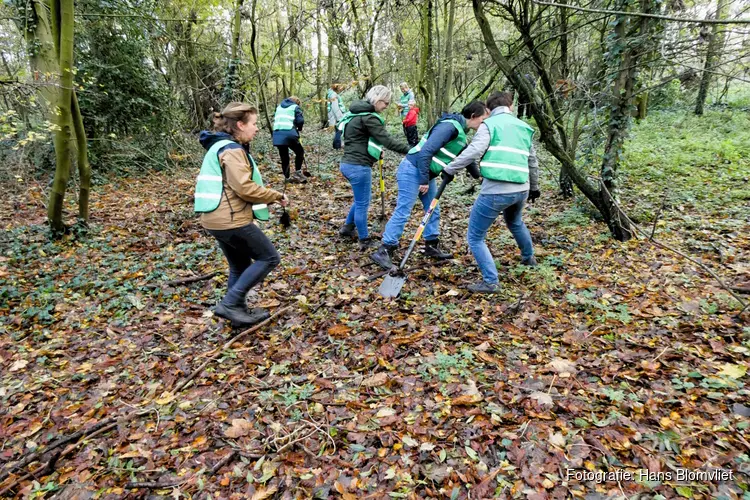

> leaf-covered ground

[{"left": 1, "top": 110, "right": 749, "bottom": 499}]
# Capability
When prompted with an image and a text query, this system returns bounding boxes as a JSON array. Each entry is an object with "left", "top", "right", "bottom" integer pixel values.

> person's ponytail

[{"left": 213, "top": 102, "right": 257, "bottom": 137}]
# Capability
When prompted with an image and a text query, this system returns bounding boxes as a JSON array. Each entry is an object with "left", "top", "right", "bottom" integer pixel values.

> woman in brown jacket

[{"left": 195, "top": 103, "right": 288, "bottom": 327}]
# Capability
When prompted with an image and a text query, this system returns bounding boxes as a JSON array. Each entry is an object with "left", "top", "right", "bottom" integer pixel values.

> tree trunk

[
  {"left": 48, "top": 0, "right": 74, "bottom": 235},
  {"left": 326, "top": 11, "right": 335, "bottom": 87},
  {"left": 472, "top": 0, "right": 634, "bottom": 241},
  {"left": 316, "top": 8, "right": 326, "bottom": 126},
  {"left": 695, "top": 0, "right": 726, "bottom": 115},
  {"left": 559, "top": 0, "right": 569, "bottom": 80},
  {"left": 223, "top": 0, "right": 244, "bottom": 103},
  {"left": 441, "top": 0, "right": 456, "bottom": 112},
  {"left": 418, "top": 0, "right": 435, "bottom": 121},
  {"left": 275, "top": 0, "right": 288, "bottom": 95},
  {"left": 250, "top": 0, "right": 273, "bottom": 131},
  {"left": 186, "top": 12, "right": 205, "bottom": 128},
  {"left": 16, "top": 0, "right": 58, "bottom": 114},
  {"left": 71, "top": 91, "right": 90, "bottom": 224}
]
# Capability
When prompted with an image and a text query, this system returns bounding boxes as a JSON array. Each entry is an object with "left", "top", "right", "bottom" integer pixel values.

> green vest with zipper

[
  {"left": 337, "top": 111, "right": 385, "bottom": 159},
  {"left": 479, "top": 113, "right": 534, "bottom": 183},
  {"left": 194, "top": 139, "right": 270, "bottom": 221},
  {"left": 408, "top": 119, "right": 467, "bottom": 174},
  {"left": 273, "top": 104, "right": 297, "bottom": 131}
]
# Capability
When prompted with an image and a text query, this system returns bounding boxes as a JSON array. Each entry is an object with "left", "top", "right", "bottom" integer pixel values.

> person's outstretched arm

[{"left": 443, "top": 123, "right": 491, "bottom": 176}]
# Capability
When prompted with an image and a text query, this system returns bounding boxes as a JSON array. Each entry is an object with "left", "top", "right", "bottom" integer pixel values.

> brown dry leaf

[
  {"left": 477, "top": 351, "right": 503, "bottom": 368},
  {"left": 452, "top": 380, "right": 484, "bottom": 406},
  {"left": 547, "top": 358, "right": 576, "bottom": 377},
  {"left": 9, "top": 359, "right": 28, "bottom": 372},
  {"left": 530, "top": 391, "right": 554, "bottom": 408},
  {"left": 251, "top": 484, "right": 278, "bottom": 500},
  {"left": 327, "top": 324, "right": 352, "bottom": 337},
  {"left": 391, "top": 330, "right": 426, "bottom": 345},
  {"left": 362, "top": 372, "right": 388, "bottom": 387},
  {"left": 224, "top": 418, "right": 254, "bottom": 438}
]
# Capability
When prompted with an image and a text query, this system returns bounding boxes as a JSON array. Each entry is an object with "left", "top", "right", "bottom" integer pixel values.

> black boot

[
  {"left": 339, "top": 223, "right": 356, "bottom": 239},
  {"left": 424, "top": 239, "right": 453, "bottom": 260},
  {"left": 245, "top": 306, "right": 271, "bottom": 324},
  {"left": 359, "top": 237, "right": 380, "bottom": 251},
  {"left": 370, "top": 243, "right": 397, "bottom": 270},
  {"left": 215, "top": 302, "right": 265, "bottom": 327}
]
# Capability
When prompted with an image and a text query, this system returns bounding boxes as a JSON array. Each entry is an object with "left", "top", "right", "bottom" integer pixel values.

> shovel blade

[{"left": 379, "top": 274, "right": 406, "bottom": 298}]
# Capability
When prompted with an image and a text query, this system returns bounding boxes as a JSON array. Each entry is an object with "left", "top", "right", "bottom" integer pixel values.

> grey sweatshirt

[{"left": 443, "top": 106, "right": 539, "bottom": 194}]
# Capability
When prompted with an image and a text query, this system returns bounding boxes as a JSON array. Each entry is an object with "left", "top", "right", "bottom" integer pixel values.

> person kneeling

[
  {"left": 195, "top": 103, "right": 289, "bottom": 326},
  {"left": 370, "top": 101, "right": 489, "bottom": 270}
]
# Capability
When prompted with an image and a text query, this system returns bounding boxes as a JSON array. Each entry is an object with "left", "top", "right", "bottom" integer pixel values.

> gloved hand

[
  {"left": 467, "top": 162, "right": 481, "bottom": 180},
  {"left": 529, "top": 189, "right": 541, "bottom": 203},
  {"left": 441, "top": 170, "right": 455, "bottom": 183}
]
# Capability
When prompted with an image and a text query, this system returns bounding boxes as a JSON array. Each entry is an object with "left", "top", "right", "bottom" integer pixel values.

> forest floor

[{"left": 1, "top": 109, "right": 749, "bottom": 499}]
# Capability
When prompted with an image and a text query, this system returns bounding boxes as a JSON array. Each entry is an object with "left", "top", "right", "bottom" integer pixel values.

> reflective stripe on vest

[
  {"left": 194, "top": 139, "right": 270, "bottom": 221},
  {"left": 479, "top": 113, "right": 534, "bottom": 183},
  {"left": 337, "top": 111, "right": 385, "bottom": 160},
  {"left": 408, "top": 119, "right": 467, "bottom": 174},
  {"left": 195, "top": 139, "right": 234, "bottom": 213},
  {"left": 273, "top": 104, "right": 297, "bottom": 131}
]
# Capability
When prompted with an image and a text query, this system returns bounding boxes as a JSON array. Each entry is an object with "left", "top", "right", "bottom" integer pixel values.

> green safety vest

[
  {"left": 194, "top": 139, "right": 270, "bottom": 221},
  {"left": 479, "top": 113, "right": 534, "bottom": 183},
  {"left": 408, "top": 119, "right": 467, "bottom": 174},
  {"left": 273, "top": 104, "right": 297, "bottom": 131},
  {"left": 326, "top": 89, "right": 346, "bottom": 115},
  {"left": 337, "top": 111, "right": 385, "bottom": 159},
  {"left": 399, "top": 91, "right": 413, "bottom": 118}
]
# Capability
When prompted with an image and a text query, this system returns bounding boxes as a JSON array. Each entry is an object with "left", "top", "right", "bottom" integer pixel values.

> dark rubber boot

[
  {"left": 370, "top": 244, "right": 397, "bottom": 270},
  {"left": 339, "top": 223, "right": 356, "bottom": 239},
  {"left": 359, "top": 237, "right": 380, "bottom": 251},
  {"left": 215, "top": 303, "right": 264, "bottom": 327},
  {"left": 424, "top": 239, "right": 453, "bottom": 260}
]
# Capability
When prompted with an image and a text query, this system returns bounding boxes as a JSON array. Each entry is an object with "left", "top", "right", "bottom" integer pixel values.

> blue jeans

[
  {"left": 467, "top": 192, "right": 533, "bottom": 284},
  {"left": 382, "top": 158, "right": 439, "bottom": 246},
  {"left": 340, "top": 162, "right": 372, "bottom": 240}
]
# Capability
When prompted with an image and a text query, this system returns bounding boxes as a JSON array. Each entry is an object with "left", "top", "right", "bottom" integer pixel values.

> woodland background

[{"left": 0, "top": 0, "right": 749, "bottom": 497}]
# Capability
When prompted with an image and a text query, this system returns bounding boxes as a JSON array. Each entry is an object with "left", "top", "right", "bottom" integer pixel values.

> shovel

[
  {"left": 378, "top": 154, "right": 386, "bottom": 220},
  {"left": 379, "top": 176, "right": 450, "bottom": 298}
]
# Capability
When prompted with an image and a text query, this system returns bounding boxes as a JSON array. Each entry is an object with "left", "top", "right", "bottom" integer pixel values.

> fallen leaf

[
  {"left": 402, "top": 435, "right": 419, "bottom": 447},
  {"left": 9, "top": 359, "right": 28, "bottom": 372},
  {"left": 548, "top": 431, "right": 566, "bottom": 448},
  {"left": 224, "top": 418, "right": 253, "bottom": 438},
  {"left": 718, "top": 363, "right": 746, "bottom": 379},
  {"left": 251, "top": 484, "right": 278, "bottom": 500},
  {"left": 530, "top": 391, "right": 553, "bottom": 408},
  {"left": 376, "top": 407, "right": 396, "bottom": 418},
  {"left": 327, "top": 324, "right": 351, "bottom": 337},
  {"left": 420, "top": 442, "right": 436, "bottom": 452},
  {"left": 362, "top": 372, "right": 388, "bottom": 387},
  {"left": 548, "top": 358, "right": 577, "bottom": 377},
  {"left": 452, "top": 380, "right": 483, "bottom": 406}
]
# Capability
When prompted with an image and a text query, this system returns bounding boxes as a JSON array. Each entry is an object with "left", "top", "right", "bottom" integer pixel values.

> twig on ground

[
  {"left": 172, "top": 306, "right": 290, "bottom": 393},
  {"left": 146, "top": 271, "right": 220, "bottom": 289}
]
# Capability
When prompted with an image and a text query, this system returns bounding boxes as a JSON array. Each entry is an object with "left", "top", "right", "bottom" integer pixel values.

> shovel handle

[{"left": 396, "top": 177, "right": 450, "bottom": 270}]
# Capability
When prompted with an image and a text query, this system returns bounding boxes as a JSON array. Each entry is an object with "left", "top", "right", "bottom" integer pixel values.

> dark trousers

[
  {"left": 333, "top": 128, "right": 342, "bottom": 150},
  {"left": 207, "top": 223, "right": 280, "bottom": 307},
  {"left": 404, "top": 125, "right": 419, "bottom": 147},
  {"left": 277, "top": 140, "right": 304, "bottom": 178}
]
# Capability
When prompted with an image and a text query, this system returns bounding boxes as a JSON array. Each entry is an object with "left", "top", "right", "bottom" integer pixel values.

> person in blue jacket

[
  {"left": 370, "top": 101, "right": 489, "bottom": 269},
  {"left": 272, "top": 96, "right": 306, "bottom": 183}
]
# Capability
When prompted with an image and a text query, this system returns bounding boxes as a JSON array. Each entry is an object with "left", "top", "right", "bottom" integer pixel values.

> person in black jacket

[{"left": 336, "top": 85, "right": 411, "bottom": 250}]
